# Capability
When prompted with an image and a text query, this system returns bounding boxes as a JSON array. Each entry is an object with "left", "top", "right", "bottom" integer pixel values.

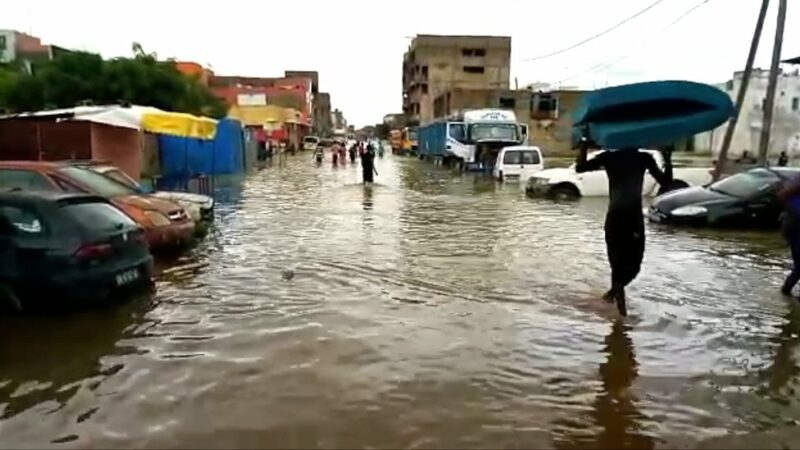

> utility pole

[
  {"left": 713, "top": 0, "right": 770, "bottom": 180},
  {"left": 757, "top": 0, "right": 788, "bottom": 166}
]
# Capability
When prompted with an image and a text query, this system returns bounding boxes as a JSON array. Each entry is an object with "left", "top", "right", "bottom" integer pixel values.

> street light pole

[
  {"left": 713, "top": 0, "right": 770, "bottom": 180},
  {"left": 757, "top": 0, "right": 788, "bottom": 166}
]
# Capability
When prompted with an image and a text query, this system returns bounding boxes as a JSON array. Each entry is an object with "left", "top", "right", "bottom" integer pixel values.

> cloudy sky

[{"left": 3, "top": 0, "right": 799, "bottom": 126}]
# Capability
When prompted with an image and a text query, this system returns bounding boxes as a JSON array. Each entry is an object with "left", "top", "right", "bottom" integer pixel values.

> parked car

[
  {"left": 0, "top": 162, "right": 194, "bottom": 251},
  {"left": 493, "top": 146, "right": 544, "bottom": 183},
  {"left": 0, "top": 191, "right": 153, "bottom": 311},
  {"left": 303, "top": 136, "right": 320, "bottom": 152},
  {"left": 72, "top": 161, "right": 214, "bottom": 224},
  {"left": 526, "top": 149, "right": 713, "bottom": 199},
  {"left": 648, "top": 167, "right": 800, "bottom": 229}
]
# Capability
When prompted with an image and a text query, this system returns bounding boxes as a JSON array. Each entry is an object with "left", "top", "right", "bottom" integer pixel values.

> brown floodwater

[{"left": 1, "top": 154, "right": 799, "bottom": 449}]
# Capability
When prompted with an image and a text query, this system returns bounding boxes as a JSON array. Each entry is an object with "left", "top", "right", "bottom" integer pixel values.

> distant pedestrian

[
  {"left": 361, "top": 146, "right": 378, "bottom": 184},
  {"left": 348, "top": 143, "right": 357, "bottom": 164},
  {"left": 779, "top": 151, "right": 789, "bottom": 167},
  {"left": 331, "top": 141, "right": 341, "bottom": 167}
]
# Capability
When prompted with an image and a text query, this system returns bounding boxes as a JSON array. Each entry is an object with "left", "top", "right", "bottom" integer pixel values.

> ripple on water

[{"left": 1, "top": 156, "right": 799, "bottom": 448}]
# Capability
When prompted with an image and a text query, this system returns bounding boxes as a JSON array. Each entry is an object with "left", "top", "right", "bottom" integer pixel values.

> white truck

[{"left": 525, "top": 149, "right": 714, "bottom": 199}]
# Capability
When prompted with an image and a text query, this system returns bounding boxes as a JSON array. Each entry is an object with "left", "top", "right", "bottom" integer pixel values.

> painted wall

[{"left": 696, "top": 68, "right": 800, "bottom": 158}]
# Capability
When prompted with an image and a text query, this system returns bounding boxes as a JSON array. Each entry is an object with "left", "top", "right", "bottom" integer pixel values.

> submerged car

[
  {"left": 526, "top": 149, "right": 713, "bottom": 199},
  {"left": 648, "top": 167, "right": 800, "bottom": 228},
  {"left": 74, "top": 162, "right": 214, "bottom": 224},
  {"left": 0, "top": 191, "right": 153, "bottom": 311},
  {"left": 0, "top": 161, "right": 195, "bottom": 251}
]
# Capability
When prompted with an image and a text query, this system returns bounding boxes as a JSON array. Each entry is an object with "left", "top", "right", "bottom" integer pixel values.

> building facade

[
  {"left": 0, "top": 30, "right": 71, "bottom": 73},
  {"left": 402, "top": 35, "right": 511, "bottom": 126},
  {"left": 431, "top": 87, "right": 586, "bottom": 155},
  {"left": 695, "top": 67, "right": 800, "bottom": 158}
]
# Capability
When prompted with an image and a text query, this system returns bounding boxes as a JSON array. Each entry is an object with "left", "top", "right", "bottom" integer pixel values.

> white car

[
  {"left": 303, "top": 136, "right": 320, "bottom": 151},
  {"left": 526, "top": 149, "right": 713, "bottom": 199},
  {"left": 493, "top": 146, "right": 544, "bottom": 183}
]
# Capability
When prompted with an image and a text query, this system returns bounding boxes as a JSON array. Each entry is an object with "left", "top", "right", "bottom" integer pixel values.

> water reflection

[
  {"left": 557, "top": 321, "right": 653, "bottom": 450},
  {"left": 0, "top": 294, "right": 152, "bottom": 420}
]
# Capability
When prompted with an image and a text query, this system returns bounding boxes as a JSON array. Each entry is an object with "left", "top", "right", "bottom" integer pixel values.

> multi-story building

[
  {"left": 314, "top": 92, "right": 332, "bottom": 136},
  {"left": 695, "top": 67, "right": 800, "bottom": 158},
  {"left": 402, "top": 35, "right": 511, "bottom": 126},
  {"left": 0, "top": 30, "right": 71, "bottom": 73}
]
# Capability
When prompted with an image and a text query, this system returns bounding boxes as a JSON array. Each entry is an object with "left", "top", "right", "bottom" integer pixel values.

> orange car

[{"left": 0, "top": 161, "right": 195, "bottom": 252}]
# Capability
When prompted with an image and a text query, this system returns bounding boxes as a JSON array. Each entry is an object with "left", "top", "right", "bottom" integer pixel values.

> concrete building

[
  {"left": 332, "top": 109, "right": 347, "bottom": 132},
  {"left": 402, "top": 35, "right": 511, "bottom": 126},
  {"left": 315, "top": 92, "right": 332, "bottom": 136},
  {"left": 431, "top": 87, "right": 587, "bottom": 155},
  {"left": 0, "top": 30, "right": 71, "bottom": 73},
  {"left": 696, "top": 67, "right": 800, "bottom": 158}
]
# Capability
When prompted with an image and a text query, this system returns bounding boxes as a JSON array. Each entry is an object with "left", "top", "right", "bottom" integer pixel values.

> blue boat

[{"left": 572, "top": 80, "right": 734, "bottom": 149}]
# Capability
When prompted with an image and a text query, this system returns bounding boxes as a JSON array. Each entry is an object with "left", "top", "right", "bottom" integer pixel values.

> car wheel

[
  {"left": 549, "top": 184, "right": 580, "bottom": 200},
  {"left": 657, "top": 179, "right": 690, "bottom": 196}
]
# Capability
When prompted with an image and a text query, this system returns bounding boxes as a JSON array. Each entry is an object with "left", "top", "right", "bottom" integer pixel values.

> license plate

[{"left": 115, "top": 268, "right": 140, "bottom": 286}]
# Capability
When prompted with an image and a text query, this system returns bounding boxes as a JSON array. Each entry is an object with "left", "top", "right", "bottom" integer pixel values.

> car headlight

[
  {"left": 671, "top": 205, "right": 707, "bottom": 217},
  {"left": 144, "top": 210, "right": 171, "bottom": 227}
]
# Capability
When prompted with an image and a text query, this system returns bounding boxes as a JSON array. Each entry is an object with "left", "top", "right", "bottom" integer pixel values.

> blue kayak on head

[{"left": 572, "top": 80, "right": 734, "bottom": 150}]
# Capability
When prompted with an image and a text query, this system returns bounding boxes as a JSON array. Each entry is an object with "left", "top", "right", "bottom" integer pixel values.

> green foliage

[{"left": 0, "top": 43, "right": 226, "bottom": 118}]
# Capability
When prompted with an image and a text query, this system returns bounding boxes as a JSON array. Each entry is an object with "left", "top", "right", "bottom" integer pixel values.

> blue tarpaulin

[
  {"left": 158, "top": 118, "right": 245, "bottom": 177},
  {"left": 572, "top": 80, "right": 734, "bottom": 149}
]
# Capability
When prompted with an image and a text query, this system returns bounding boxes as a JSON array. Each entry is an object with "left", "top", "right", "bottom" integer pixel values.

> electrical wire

[
  {"left": 520, "top": 0, "right": 669, "bottom": 62},
  {"left": 552, "top": 0, "right": 716, "bottom": 86}
]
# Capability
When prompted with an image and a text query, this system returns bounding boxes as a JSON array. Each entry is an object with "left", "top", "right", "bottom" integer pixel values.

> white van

[
  {"left": 303, "top": 136, "right": 320, "bottom": 151},
  {"left": 493, "top": 146, "right": 544, "bottom": 183}
]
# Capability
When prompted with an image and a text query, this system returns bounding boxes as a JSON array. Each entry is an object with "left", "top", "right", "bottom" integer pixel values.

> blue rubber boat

[{"left": 572, "top": 80, "right": 734, "bottom": 149}]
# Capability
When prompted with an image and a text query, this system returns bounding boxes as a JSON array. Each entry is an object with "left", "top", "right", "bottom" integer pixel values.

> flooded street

[{"left": 2, "top": 153, "right": 800, "bottom": 449}]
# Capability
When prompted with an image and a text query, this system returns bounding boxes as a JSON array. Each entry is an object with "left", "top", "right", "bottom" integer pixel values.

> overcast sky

[{"left": 3, "top": 0, "right": 799, "bottom": 127}]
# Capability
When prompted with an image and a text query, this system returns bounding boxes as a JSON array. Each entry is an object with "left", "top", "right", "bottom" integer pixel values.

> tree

[{"left": 0, "top": 43, "right": 226, "bottom": 118}]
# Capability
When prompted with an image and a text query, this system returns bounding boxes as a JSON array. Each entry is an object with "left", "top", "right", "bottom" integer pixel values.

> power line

[
  {"left": 520, "top": 0, "right": 669, "bottom": 62},
  {"left": 552, "top": 0, "right": 715, "bottom": 86}
]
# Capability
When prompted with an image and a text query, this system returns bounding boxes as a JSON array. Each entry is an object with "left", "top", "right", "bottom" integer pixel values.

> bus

[
  {"left": 390, "top": 129, "right": 403, "bottom": 154},
  {"left": 401, "top": 127, "right": 418, "bottom": 155}
]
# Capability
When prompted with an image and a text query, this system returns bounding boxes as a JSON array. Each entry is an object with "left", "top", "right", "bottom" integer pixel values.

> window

[
  {"left": 521, "top": 151, "right": 541, "bottom": 165},
  {"left": 0, "top": 206, "right": 45, "bottom": 235},
  {"left": 499, "top": 97, "right": 516, "bottom": 109},
  {"left": 421, "top": 66, "right": 428, "bottom": 78},
  {"left": 100, "top": 169, "right": 140, "bottom": 190},
  {"left": 0, "top": 35, "right": 6, "bottom": 51},
  {"left": 725, "top": 80, "right": 734, "bottom": 91},
  {"left": 56, "top": 167, "right": 137, "bottom": 198},
  {"left": 421, "top": 84, "right": 428, "bottom": 94},
  {"left": 0, "top": 169, "right": 55, "bottom": 191},
  {"left": 461, "top": 48, "right": 486, "bottom": 57},
  {"left": 61, "top": 201, "right": 136, "bottom": 233},
  {"left": 793, "top": 97, "right": 799, "bottom": 112},
  {"left": 463, "top": 66, "right": 485, "bottom": 74},
  {"left": 535, "top": 94, "right": 558, "bottom": 112},
  {"left": 448, "top": 123, "right": 467, "bottom": 143},
  {"left": 708, "top": 168, "right": 779, "bottom": 198},
  {"left": 503, "top": 151, "right": 521, "bottom": 165}
]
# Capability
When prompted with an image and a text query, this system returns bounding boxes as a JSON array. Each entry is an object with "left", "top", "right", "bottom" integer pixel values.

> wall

[
  {"left": 403, "top": 35, "right": 511, "bottom": 125},
  {"left": 90, "top": 123, "right": 142, "bottom": 181},
  {"left": 695, "top": 68, "right": 800, "bottom": 158},
  {"left": 0, "top": 119, "right": 92, "bottom": 161}
]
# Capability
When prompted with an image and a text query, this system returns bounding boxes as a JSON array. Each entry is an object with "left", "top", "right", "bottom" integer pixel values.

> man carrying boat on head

[{"left": 574, "top": 127, "right": 673, "bottom": 316}]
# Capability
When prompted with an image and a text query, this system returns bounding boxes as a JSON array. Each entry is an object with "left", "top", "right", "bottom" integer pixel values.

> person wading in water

[
  {"left": 361, "top": 145, "right": 378, "bottom": 184},
  {"left": 574, "top": 130, "right": 672, "bottom": 316},
  {"left": 778, "top": 173, "right": 800, "bottom": 296}
]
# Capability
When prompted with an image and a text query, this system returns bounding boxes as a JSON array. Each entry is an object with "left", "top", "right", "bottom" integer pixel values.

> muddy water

[{"left": 1, "top": 154, "right": 799, "bottom": 449}]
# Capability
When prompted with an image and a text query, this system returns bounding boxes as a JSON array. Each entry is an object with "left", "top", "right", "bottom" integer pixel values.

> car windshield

[
  {"left": 470, "top": 124, "right": 518, "bottom": 142},
  {"left": 57, "top": 166, "right": 138, "bottom": 198},
  {"left": 99, "top": 168, "right": 140, "bottom": 190},
  {"left": 708, "top": 169, "right": 780, "bottom": 198},
  {"left": 304, "top": 137, "right": 319, "bottom": 143}
]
